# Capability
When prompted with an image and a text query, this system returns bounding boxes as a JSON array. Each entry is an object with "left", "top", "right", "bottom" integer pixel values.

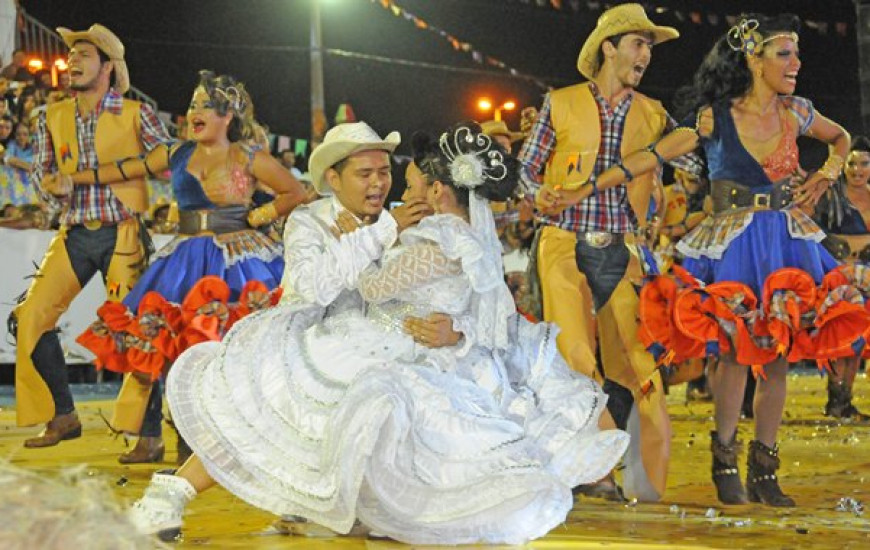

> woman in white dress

[{"left": 130, "top": 123, "right": 628, "bottom": 545}]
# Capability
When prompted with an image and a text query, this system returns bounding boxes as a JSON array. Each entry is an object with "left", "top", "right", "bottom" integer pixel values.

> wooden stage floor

[{"left": 1, "top": 373, "right": 869, "bottom": 549}]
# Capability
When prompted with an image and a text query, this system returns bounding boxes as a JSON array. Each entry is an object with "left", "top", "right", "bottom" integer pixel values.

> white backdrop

[{"left": 0, "top": 228, "right": 173, "bottom": 363}]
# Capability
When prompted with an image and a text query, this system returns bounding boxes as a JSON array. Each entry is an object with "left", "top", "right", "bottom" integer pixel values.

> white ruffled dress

[{"left": 168, "top": 213, "right": 628, "bottom": 545}]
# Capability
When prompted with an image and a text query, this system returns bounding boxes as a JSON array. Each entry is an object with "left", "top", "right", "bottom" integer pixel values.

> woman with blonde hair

[{"left": 70, "top": 70, "right": 306, "bottom": 464}]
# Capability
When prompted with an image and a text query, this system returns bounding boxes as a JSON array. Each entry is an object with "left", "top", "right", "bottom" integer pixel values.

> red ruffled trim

[
  {"left": 75, "top": 302, "right": 137, "bottom": 373},
  {"left": 638, "top": 265, "right": 700, "bottom": 366},
  {"left": 638, "top": 266, "right": 870, "bottom": 375},
  {"left": 76, "top": 276, "right": 282, "bottom": 379}
]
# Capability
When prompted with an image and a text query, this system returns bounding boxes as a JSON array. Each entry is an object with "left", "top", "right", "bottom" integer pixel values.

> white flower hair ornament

[{"left": 438, "top": 126, "right": 508, "bottom": 190}]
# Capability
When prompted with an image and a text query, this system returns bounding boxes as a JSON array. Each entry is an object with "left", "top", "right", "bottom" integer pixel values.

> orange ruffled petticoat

[
  {"left": 638, "top": 264, "right": 870, "bottom": 376},
  {"left": 77, "top": 276, "right": 282, "bottom": 380}
]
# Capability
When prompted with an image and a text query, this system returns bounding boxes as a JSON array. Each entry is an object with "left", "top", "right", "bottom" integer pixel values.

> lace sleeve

[{"left": 359, "top": 242, "right": 463, "bottom": 304}]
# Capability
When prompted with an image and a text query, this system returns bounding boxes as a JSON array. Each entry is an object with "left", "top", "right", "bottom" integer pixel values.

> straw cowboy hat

[
  {"left": 577, "top": 3, "right": 679, "bottom": 80},
  {"left": 480, "top": 120, "right": 524, "bottom": 143},
  {"left": 57, "top": 24, "right": 130, "bottom": 94},
  {"left": 147, "top": 197, "right": 170, "bottom": 220},
  {"left": 309, "top": 122, "right": 400, "bottom": 195}
]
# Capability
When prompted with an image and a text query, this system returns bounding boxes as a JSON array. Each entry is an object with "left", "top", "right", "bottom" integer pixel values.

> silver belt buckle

[
  {"left": 199, "top": 211, "right": 209, "bottom": 232},
  {"left": 584, "top": 231, "right": 613, "bottom": 248},
  {"left": 753, "top": 194, "right": 770, "bottom": 208}
]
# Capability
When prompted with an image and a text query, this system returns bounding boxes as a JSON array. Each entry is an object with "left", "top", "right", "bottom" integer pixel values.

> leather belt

[
  {"left": 711, "top": 179, "right": 793, "bottom": 215},
  {"left": 178, "top": 205, "right": 250, "bottom": 235},
  {"left": 76, "top": 219, "right": 119, "bottom": 230},
  {"left": 577, "top": 231, "right": 626, "bottom": 249}
]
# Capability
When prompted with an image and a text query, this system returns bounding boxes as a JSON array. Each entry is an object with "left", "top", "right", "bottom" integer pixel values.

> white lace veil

[{"left": 438, "top": 126, "right": 516, "bottom": 351}]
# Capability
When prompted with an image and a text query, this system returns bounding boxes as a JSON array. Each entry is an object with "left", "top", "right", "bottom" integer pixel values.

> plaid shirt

[
  {"left": 519, "top": 83, "right": 703, "bottom": 234},
  {"left": 32, "top": 89, "right": 170, "bottom": 226}
]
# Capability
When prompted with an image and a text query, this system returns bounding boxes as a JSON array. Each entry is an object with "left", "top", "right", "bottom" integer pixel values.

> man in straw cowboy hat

[
  {"left": 481, "top": 119, "right": 524, "bottom": 153},
  {"left": 12, "top": 23, "right": 171, "bottom": 448},
  {"left": 518, "top": 3, "right": 703, "bottom": 501}
]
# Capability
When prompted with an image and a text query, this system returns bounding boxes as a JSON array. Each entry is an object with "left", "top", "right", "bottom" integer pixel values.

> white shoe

[{"left": 128, "top": 472, "right": 197, "bottom": 541}]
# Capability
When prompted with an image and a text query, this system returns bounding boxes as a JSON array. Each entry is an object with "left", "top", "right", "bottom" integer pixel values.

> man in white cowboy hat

[
  {"left": 13, "top": 23, "right": 171, "bottom": 448},
  {"left": 281, "top": 121, "right": 463, "bottom": 350},
  {"left": 279, "top": 121, "right": 402, "bottom": 309},
  {"left": 129, "top": 121, "right": 464, "bottom": 539},
  {"left": 518, "top": 3, "right": 703, "bottom": 502}
]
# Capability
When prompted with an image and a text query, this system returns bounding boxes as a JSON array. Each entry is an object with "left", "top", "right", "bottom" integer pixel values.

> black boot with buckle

[
  {"left": 746, "top": 440, "right": 795, "bottom": 507},
  {"left": 825, "top": 379, "right": 869, "bottom": 421},
  {"left": 710, "top": 431, "right": 748, "bottom": 504}
]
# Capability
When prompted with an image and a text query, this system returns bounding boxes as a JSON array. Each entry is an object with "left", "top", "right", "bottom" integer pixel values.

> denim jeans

[
  {"left": 575, "top": 238, "right": 634, "bottom": 429},
  {"left": 32, "top": 225, "right": 120, "bottom": 416},
  {"left": 574, "top": 239, "right": 630, "bottom": 311},
  {"left": 139, "top": 378, "right": 163, "bottom": 437}
]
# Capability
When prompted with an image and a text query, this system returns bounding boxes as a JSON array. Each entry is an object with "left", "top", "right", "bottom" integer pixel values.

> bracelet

[
  {"left": 584, "top": 175, "right": 599, "bottom": 197},
  {"left": 646, "top": 144, "right": 666, "bottom": 165},
  {"left": 247, "top": 202, "right": 279, "bottom": 227},
  {"left": 116, "top": 159, "right": 130, "bottom": 181},
  {"left": 817, "top": 154, "right": 844, "bottom": 181},
  {"left": 616, "top": 162, "right": 634, "bottom": 182},
  {"left": 673, "top": 124, "right": 701, "bottom": 138},
  {"left": 93, "top": 168, "right": 100, "bottom": 185}
]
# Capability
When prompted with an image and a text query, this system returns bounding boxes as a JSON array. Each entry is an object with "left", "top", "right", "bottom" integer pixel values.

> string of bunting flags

[
  {"left": 169, "top": 113, "right": 309, "bottom": 157},
  {"left": 166, "top": 102, "right": 357, "bottom": 159},
  {"left": 511, "top": 0, "right": 850, "bottom": 36},
  {"left": 369, "top": 0, "right": 549, "bottom": 89}
]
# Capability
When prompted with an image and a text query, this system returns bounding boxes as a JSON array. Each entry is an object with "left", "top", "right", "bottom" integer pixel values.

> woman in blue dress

[
  {"left": 814, "top": 135, "right": 870, "bottom": 420},
  {"left": 73, "top": 71, "right": 305, "bottom": 463},
  {"left": 1, "top": 121, "right": 39, "bottom": 205},
  {"left": 544, "top": 14, "right": 850, "bottom": 507}
]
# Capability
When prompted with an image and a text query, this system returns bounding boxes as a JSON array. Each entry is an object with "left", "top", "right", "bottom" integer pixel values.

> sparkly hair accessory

[
  {"left": 727, "top": 19, "right": 763, "bottom": 55},
  {"left": 214, "top": 86, "right": 245, "bottom": 114},
  {"left": 727, "top": 18, "right": 798, "bottom": 56},
  {"left": 434, "top": 124, "right": 515, "bottom": 352},
  {"left": 438, "top": 126, "right": 507, "bottom": 190}
]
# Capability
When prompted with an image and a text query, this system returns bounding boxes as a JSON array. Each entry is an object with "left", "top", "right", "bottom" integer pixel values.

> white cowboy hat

[
  {"left": 309, "top": 122, "right": 400, "bottom": 195},
  {"left": 577, "top": 3, "right": 678, "bottom": 80},
  {"left": 57, "top": 24, "right": 130, "bottom": 94}
]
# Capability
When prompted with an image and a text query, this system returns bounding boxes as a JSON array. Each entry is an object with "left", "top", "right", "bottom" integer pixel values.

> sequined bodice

[
  {"left": 704, "top": 98, "right": 803, "bottom": 189},
  {"left": 758, "top": 109, "right": 798, "bottom": 183},
  {"left": 170, "top": 141, "right": 256, "bottom": 210}
]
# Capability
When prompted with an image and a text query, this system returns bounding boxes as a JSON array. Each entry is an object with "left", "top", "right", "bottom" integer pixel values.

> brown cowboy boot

[
  {"left": 119, "top": 436, "right": 166, "bottom": 464},
  {"left": 23, "top": 411, "right": 82, "bottom": 448},
  {"left": 710, "top": 430, "right": 748, "bottom": 504},
  {"left": 746, "top": 440, "right": 795, "bottom": 507},
  {"left": 572, "top": 472, "right": 626, "bottom": 502}
]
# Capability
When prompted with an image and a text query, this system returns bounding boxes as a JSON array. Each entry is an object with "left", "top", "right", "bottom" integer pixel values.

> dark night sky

[{"left": 21, "top": 0, "right": 862, "bottom": 163}]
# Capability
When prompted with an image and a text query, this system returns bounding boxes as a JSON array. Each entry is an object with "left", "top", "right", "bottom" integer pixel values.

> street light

[
  {"left": 51, "top": 58, "right": 68, "bottom": 88},
  {"left": 311, "top": 0, "right": 326, "bottom": 145},
  {"left": 27, "top": 57, "right": 44, "bottom": 72},
  {"left": 477, "top": 97, "right": 517, "bottom": 121}
]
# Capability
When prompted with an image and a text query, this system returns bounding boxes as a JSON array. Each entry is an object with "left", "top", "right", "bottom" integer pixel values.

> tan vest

[
  {"left": 45, "top": 97, "right": 148, "bottom": 213},
  {"left": 545, "top": 82, "right": 669, "bottom": 226}
]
